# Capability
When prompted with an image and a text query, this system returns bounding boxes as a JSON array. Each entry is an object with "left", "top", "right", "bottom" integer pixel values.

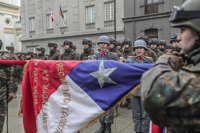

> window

[
  {"left": 105, "top": 2, "right": 114, "bottom": 20},
  {"left": 145, "top": 29, "right": 158, "bottom": 40},
  {"left": 146, "top": 0, "right": 158, "bottom": 4},
  {"left": 61, "top": 11, "right": 68, "bottom": 27},
  {"left": 29, "top": 17, "right": 35, "bottom": 31},
  {"left": 47, "top": 14, "right": 54, "bottom": 29},
  {"left": 86, "top": 6, "right": 95, "bottom": 23}
]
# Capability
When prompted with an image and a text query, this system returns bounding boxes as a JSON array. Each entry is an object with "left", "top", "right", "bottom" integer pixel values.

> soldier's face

[
  {"left": 26, "top": 55, "right": 31, "bottom": 58},
  {"left": 166, "top": 48, "right": 172, "bottom": 53},
  {"left": 49, "top": 46, "right": 54, "bottom": 50},
  {"left": 117, "top": 45, "right": 121, "bottom": 49},
  {"left": 110, "top": 44, "right": 115, "bottom": 49},
  {"left": 83, "top": 44, "right": 89, "bottom": 49},
  {"left": 124, "top": 44, "right": 129, "bottom": 49},
  {"left": 150, "top": 44, "right": 157, "bottom": 49},
  {"left": 135, "top": 47, "right": 145, "bottom": 56},
  {"left": 38, "top": 50, "right": 42, "bottom": 54},
  {"left": 178, "top": 27, "right": 196, "bottom": 52},
  {"left": 65, "top": 44, "right": 70, "bottom": 49},
  {"left": 172, "top": 40, "right": 180, "bottom": 48},
  {"left": 17, "top": 54, "right": 20, "bottom": 56},
  {"left": 7, "top": 50, "right": 11, "bottom": 53},
  {"left": 159, "top": 45, "right": 165, "bottom": 49},
  {"left": 99, "top": 43, "right": 108, "bottom": 52}
]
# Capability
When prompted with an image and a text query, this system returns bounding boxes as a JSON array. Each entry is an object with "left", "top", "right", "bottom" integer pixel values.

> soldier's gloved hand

[
  {"left": 157, "top": 53, "right": 183, "bottom": 71},
  {"left": 8, "top": 93, "right": 13, "bottom": 103}
]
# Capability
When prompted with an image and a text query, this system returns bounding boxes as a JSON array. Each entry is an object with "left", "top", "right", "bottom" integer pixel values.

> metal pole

[{"left": 114, "top": 0, "right": 116, "bottom": 40}]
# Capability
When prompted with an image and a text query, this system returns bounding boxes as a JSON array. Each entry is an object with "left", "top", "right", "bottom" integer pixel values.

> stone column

[{"left": 0, "top": 13, "right": 5, "bottom": 50}]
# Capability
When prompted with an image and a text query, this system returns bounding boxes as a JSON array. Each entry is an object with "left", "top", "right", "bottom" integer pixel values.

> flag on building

[
  {"left": 60, "top": 5, "right": 64, "bottom": 21},
  {"left": 22, "top": 60, "right": 153, "bottom": 133},
  {"left": 49, "top": 7, "right": 54, "bottom": 22}
]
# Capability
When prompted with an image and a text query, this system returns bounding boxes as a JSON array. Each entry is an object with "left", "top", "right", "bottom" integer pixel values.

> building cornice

[
  {"left": 122, "top": 11, "right": 171, "bottom": 22},
  {"left": 20, "top": 30, "right": 124, "bottom": 42},
  {"left": 0, "top": 2, "right": 20, "bottom": 9},
  {"left": 0, "top": 2, "right": 20, "bottom": 14}
]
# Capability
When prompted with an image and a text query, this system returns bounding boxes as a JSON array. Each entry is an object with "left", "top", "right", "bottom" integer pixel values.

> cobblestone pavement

[{"left": 3, "top": 84, "right": 135, "bottom": 133}]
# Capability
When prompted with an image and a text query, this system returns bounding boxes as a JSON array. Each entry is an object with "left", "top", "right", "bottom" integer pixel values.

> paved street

[{"left": 3, "top": 84, "right": 135, "bottom": 133}]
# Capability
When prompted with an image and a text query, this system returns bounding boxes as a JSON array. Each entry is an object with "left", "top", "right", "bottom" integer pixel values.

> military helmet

[
  {"left": 72, "top": 45, "right": 77, "bottom": 50},
  {"left": 122, "top": 39, "right": 132, "bottom": 46},
  {"left": 170, "top": 33, "right": 179, "bottom": 44},
  {"left": 133, "top": 40, "right": 148, "bottom": 51},
  {"left": 98, "top": 35, "right": 110, "bottom": 45},
  {"left": 6, "top": 46, "right": 14, "bottom": 51},
  {"left": 82, "top": 38, "right": 92, "bottom": 47},
  {"left": 48, "top": 42, "right": 58, "bottom": 48},
  {"left": 0, "top": 39, "right": 3, "bottom": 45},
  {"left": 137, "top": 35, "right": 149, "bottom": 45},
  {"left": 159, "top": 40, "right": 167, "bottom": 46},
  {"left": 25, "top": 51, "right": 33, "bottom": 56},
  {"left": 109, "top": 38, "right": 117, "bottom": 46},
  {"left": 63, "top": 40, "right": 73, "bottom": 48},
  {"left": 36, "top": 46, "right": 45, "bottom": 53},
  {"left": 149, "top": 38, "right": 159, "bottom": 45},
  {"left": 165, "top": 44, "right": 173, "bottom": 49},
  {"left": 117, "top": 41, "right": 123, "bottom": 47},
  {"left": 169, "top": 0, "right": 200, "bottom": 33}
]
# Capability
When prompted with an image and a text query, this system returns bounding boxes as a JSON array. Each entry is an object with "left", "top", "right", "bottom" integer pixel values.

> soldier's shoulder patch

[
  {"left": 110, "top": 52, "right": 117, "bottom": 55},
  {"left": 144, "top": 56, "right": 152, "bottom": 59},
  {"left": 129, "top": 56, "right": 137, "bottom": 58}
]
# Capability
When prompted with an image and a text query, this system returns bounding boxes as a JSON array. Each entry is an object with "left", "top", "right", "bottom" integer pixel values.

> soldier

[
  {"left": 126, "top": 40, "right": 153, "bottom": 133},
  {"left": 61, "top": 40, "right": 80, "bottom": 60},
  {"left": 149, "top": 38, "right": 163, "bottom": 57},
  {"left": 47, "top": 42, "right": 60, "bottom": 60},
  {"left": 25, "top": 51, "right": 33, "bottom": 60},
  {"left": 170, "top": 33, "right": 180, "bottom": 52},
  {"left": 159, "top": 40, "right": 167, "bottom": 53},
  {"left": 165, "top": 44, "right": 173, "bottom": 54},
  {"left": 0, "top": 40, "right": 14, "bottom": 133},
  {"left": 5, "top": 46, "right": 20, "bottom": 98},
  {"left": 122, "top": 39, "right": 135, "bottom": 59},
  {"left": 109, "top": 38, "right": 123, "bottom": 58},
  {"left": 16, "top": 52, "right": 23, "bottom": 83},
  {"left": 117, "top": 41, "right": 123, "bottom": 53},
  {"left": 93, "top": 35, "right": 118, "bottom": 133},
  {"left": 141, "top": 0, "right": 200, "bottom": 132},
  {"left": 36, "top": 47, "right": 47, "bottom": 60},
  {"left": 80, "top": 38, "right": 94, "bottom": 60},
  {"left": 137, "top": 35, "right": 158, "bottom": 62}
]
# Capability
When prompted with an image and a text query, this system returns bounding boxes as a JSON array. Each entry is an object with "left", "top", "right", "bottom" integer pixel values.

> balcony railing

[
  {"left": 86, "top": 22, "right": 95, "bottom": 29},
  {"left": 145, "top": 3, "right": 158, "bottom": 14},
  {"left": 104, "top": 20, "right": 114, "bottom": 27}
]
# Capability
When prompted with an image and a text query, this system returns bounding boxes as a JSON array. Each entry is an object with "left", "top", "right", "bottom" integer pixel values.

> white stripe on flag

[
  {"left": 37, "top": 75, "right": 105, "bottom": 133},
  {"left": 149, "top": 121, "right": 152, "bottom": 133}
]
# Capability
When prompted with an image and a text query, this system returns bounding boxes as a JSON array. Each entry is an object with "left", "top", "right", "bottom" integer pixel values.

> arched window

[{"left": 145, "top": 29, "right": 158, "bottom": 40}]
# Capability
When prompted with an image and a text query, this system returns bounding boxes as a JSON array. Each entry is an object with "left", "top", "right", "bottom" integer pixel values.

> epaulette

[
  {"left": 110, "top": 52, "right": 117, "bottom": 55},
  {"left": 128, "top": 56, "right": 137, "bottom": 58},
  {"left": 95, "top": 51, "right": 100, "bottom": 54},
  {"left": 144, "top": 56, "right": 152, "bottom": 59}
]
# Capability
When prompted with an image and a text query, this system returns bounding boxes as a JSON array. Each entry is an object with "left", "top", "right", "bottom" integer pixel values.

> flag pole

[{"left": 114, "top": 0, "right": 116, "bottom": 40}]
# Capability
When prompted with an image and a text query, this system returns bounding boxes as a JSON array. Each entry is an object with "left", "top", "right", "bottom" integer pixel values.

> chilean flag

[
  {"left": 49, "top": 7, "right": 54, "bottom": 22},
  {"left": 22, "top": 60, "right": 153, "bottom": 133}
]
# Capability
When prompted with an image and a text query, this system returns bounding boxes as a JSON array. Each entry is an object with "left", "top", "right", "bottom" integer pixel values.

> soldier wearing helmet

[
  {"left": 116, "top": 41, "right": 123, "bottom": 53},
  {"left": 25, "top": 51, "right": 33, "bottom": 60},
  {"left": 137, "top": 35, "right": 158, "bottom": 62},
  {"left": 47, "top": 42, "right": 60, "bottom": 60},
  {"left": 109, "top": 38, "right": 123, "bottom": 58},
  {"left": 36, "top": 46, "right": 47, "bottom": 60},
  {"left": 170, "top": 33, "right": 180, "bottom": 52},
  {"left": 122, "top": 39, "right": 135, "bottom": 59},
  {"left": 165, "top": 44, "right": 173, "bottom": 54},
  {"left": 158, "top": 40, "right": 167, "bottom": 53},
  {"left": 149, "top": 38, "right": 163, "bottom": 57},
  {"left": 93, "top": 35, "right": 118, "bottom": 133},
  {"left": 61, "top": 40, "right": 80, "bottom": 60},
  {"left": 80, "top": 38, "right": 94, "bottom": 60},
  {"left": 141, "top": 0, "right": 200, "bottom": 132}
]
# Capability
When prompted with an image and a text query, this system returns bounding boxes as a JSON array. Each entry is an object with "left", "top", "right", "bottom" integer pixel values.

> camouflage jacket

[
  {"left": 122, "top": 48, "right": 135, "bottom": 59},
  {"left": 36, "top": 53, "right": 47, "bottom": 60},
  {"left": 0, "top": 54, "right": 14, "bottom": 100},
  {"left": 117, "top": 49, "right": 123, "bottom": 53},
  {"left": 61, "top": 49, "right": 80, "bottom": 60},
  {"left": 80, "top": 48, "right": 94, "bottom": 60},
  {"left": 48, "top": 50, "right": 60, "bottom": 60},
  {"left": 141, "top": 47, "right": 200, "bottom": 133},
  {"left": 151, "top": 48, "right": 163, "bottom": 57}
]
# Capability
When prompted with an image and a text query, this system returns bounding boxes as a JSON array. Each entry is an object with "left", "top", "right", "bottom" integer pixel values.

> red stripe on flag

[
  {"left": 0, "top": 60, "right": 27, "bottom": 65},
  {"left": 151, "top": 122, "right": 162, "bottom": 133}
]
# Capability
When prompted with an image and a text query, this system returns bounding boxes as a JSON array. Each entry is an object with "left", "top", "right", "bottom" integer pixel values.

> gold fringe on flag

[
  {"left": 78, "top": 84, "right": 140, "bottom": 133},
  {"left": 18, "top": 60, "right": 30, "bottom": 118}
]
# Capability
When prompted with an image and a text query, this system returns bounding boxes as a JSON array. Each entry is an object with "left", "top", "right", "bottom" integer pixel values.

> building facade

[
  {"left": 0, "top": 0, "right": 21, "bottom": 52},
  {"left": 20, "top": 0, "right": 124, "bottom": 54},
  {"left": 122, "top": 0, "right": 186, "bottom": 44}
]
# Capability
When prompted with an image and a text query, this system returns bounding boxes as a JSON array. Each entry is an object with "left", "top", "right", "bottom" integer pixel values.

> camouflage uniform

[
  {"left": 164, "top": 44, "right": 173, "bottom": 54},
  {"left": 171, "top": 33, "right": 180, "bottom": 52},
  {"left": 122, "top": 39, "right": 135, "bottom": 59},
  {"left": 81, "top": 38, "right": 94, "bottom": 60},
  {"left": 141, "top": 0, "right": 200, "bottom": 132},
  {"left": 109, "top": 38, "right": 124, "bottom": 58},
  {"left": 36, "top": 47, "right": 47, "bottom": 60},
  {"left": 149, "top": 38, "right": 163, "bottom": 57},
  {"left": 159, "top": 40, "right": 167, "bottom": 53},
  {"left": 48, "top": 50, "right": 60, "bottom": 60},
  {"left": 117, "top": 41, "right": 123, "bottom": 53}
]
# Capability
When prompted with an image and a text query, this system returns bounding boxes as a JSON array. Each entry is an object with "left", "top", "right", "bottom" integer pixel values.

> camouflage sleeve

[
  {"left": 141, "top": 58, "right": 200, "bottom": 131},
  {"left": 6, "top": 66, "right": 14, "bottom": 93},
  {"left": 74, "top": 53, "right": 80, "bottom": 60}
]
